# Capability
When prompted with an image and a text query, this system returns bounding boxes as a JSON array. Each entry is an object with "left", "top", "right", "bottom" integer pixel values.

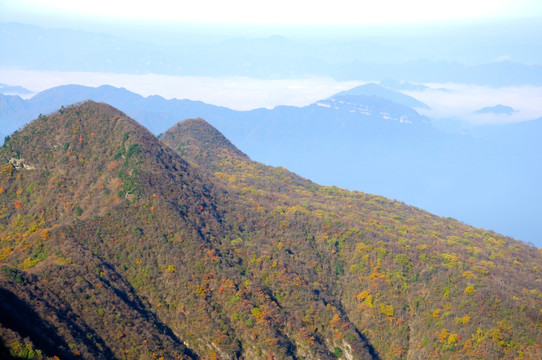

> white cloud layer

[
  {"left": 405, "top": 84, "right": 542, "bottom": 125},
  {"left": 2, "top": 68, "right": 541, "bottom": 124},
  {"left": 0, "top": 68, "right": 363, "bottom": 110}
]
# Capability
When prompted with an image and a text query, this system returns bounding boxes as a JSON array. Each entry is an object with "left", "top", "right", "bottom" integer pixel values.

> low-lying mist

[{"left": 2, "top": 68, "right": 541, "bottom": 126}]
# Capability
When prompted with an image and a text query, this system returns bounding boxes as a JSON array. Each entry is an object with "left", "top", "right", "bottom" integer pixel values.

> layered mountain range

[
  {"left": 2, "top": 22, "right": 542, "bottom": 86},
  {"left": 1, "top": 83, "right": 540, "bottom": 246},
  {"left": 0, "top": 101, "right": 540, "bottom": 359}
]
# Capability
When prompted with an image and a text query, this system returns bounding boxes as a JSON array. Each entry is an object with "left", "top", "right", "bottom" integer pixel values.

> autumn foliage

[{"left": 0, "top": 102, "right": 540, "bottom": 359}]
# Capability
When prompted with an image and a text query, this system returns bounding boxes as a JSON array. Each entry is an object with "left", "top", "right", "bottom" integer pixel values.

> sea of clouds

[{"left": 2, "top": 68, "right": 541, "bottom": 125}]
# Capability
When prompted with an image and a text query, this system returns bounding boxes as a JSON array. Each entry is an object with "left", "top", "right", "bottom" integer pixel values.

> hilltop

[
  {"left": 0, "top": 102, "right": 540, "bottom": 359},
  {"left": 159, "top": 118, "right": 249, "bottom": 172}
]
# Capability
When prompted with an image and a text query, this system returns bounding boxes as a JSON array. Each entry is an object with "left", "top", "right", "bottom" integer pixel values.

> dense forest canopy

[{"left": 0, "top": 102, "right": 540, "bottom": 359}]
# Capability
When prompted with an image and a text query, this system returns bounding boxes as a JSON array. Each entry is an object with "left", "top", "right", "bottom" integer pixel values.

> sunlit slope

[{"left": 162, "top": 118, "right": 542, "bottom": 359}]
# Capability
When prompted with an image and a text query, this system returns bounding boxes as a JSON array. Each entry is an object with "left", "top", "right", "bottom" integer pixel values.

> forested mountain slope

[
  {"left": 0, "top": 102, "right": 375, "bottom": 359},
  {"left": 162, "top": 118, "right": 542, "bottom": 359},
  {"left": 0, "top": 103, "right": 540, "bottom": 359}
]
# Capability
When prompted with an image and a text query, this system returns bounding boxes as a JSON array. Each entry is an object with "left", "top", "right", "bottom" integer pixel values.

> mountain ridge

[{"left": 3, "top": 22, "right": 542, "bottom": 85}]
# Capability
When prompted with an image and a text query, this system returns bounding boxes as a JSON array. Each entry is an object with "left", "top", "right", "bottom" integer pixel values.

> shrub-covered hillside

[
  {"left": 0, "top": 103, "right": 540, "bottom": 359},
  {"left": 0, "top": 102, "right": 374, "bottom": 359},
  {"left": 162, "top": 118, "right": 542, "bottom": 359}
]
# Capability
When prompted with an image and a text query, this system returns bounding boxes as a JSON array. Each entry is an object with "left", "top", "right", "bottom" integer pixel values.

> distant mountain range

[
  {"left": 0, "top": 83, "right": 541, "bottom": 247},
  {"left": 2, "top": 22, "right": 542, "bottom": 86},
  {"left": 0, "top": 101, "right": 540, "bottom": 359}
]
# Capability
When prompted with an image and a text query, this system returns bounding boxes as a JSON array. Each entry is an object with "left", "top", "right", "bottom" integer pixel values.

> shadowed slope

[{"left": 0, "top": 102, "right": 376, "bottom": 359}]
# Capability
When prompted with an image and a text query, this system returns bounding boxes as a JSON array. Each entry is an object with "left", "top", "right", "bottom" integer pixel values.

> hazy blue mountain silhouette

[
  {"left": 333, "top": 83, "right": 430, "bottom": 109},
  {"left": 2, "top": 22, "right": 542, "bottom": 86},
  {"left": 475, "top": 104, "right": 516, "bottom": 115},
  {"left": 0, "top": 84, "right": 32, "bottom": 96},
  {"left": 0, "top": 85, "right": 235, "bottom": 136}
]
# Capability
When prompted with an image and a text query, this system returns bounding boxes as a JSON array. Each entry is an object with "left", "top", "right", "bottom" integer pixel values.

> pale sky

[{"left": 2, "top": 0, "right": 542, "bottom": 27}]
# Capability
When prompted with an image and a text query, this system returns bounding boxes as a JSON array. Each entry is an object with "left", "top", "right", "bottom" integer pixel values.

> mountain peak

[
  {"left": 315, "top": 93, "right": 429, "bottom": 125},
  {"left": 160, "top": 118, "right": 249, "bottom": 170},
  {"left": 1, "top": 100, "right": 216, "bottom": 222},
  {"left": 332, "top": 83, "right": 430, "bottom": 110},
  {"left": 475, "top": 104, "right": 516, "bottom": 115},
  {"left": 4, "top": 100, "right": 152, "bottom": 166}
]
